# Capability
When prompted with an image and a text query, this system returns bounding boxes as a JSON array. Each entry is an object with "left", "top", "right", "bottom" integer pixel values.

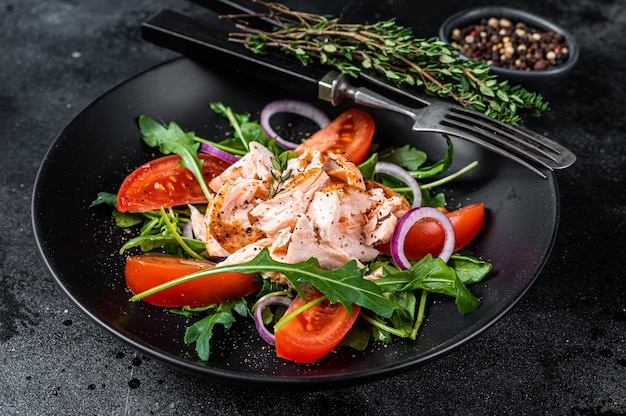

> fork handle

[{"left": 319, "top": 71, "right": 419, "bottom": 121}]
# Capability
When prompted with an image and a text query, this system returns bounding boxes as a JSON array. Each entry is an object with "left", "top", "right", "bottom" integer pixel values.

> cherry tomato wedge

[
  {"left": 117, "top": 153, "right": 232, "bottom": 213},
  {"left": 377, "top": 203, "right": 485, "bottom": 260},
  {"left": 125, "top": 254, "right": 260, "bottom": 308},
  {"left": 275, "top": 289, "right": 360, "bottom": 364},
  {"left": 296, "top": 108, "right": 374, "bottom": 165}
]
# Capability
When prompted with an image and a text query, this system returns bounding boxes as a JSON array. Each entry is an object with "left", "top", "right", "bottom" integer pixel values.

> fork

[{"left": 319, "top": 71, "right": 576, "bottom": 177}]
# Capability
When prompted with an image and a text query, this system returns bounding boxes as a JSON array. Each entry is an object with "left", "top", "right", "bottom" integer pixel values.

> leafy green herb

[
  {"left": 91, "top": 192, "right": 144, "bottom": 228},
  {"left": 129, "top": 248, "right": 488, "bottom": 326},
  {"left": 375, "top": 254, "right": 484, "bottom": 314},
  {"left": 357, "top": 152, "right": 379, "bottom": 179},
  {"left": 184, "top": 299, "right": 249, "bottom": 361},
  {"left": 111, "top": 210, "right": 144, "bottom": 228},
  {"left": 130, "top": 248, "right": 398, "bottom": 318},
  {"left": 227, "top": 1, "right": 548, "bottom": 125},
  {"left": 90, "top": 191, "right": 118, "bottom": 208},
  {"left": 138, "top": 115, "right": 213, "bottom": 202},
  {"left": 208, "top": 102, "right": 282, "bottom": 155},
  {"left": 104, "top": 205, "right": 207, "bottom": 259},
  {"left": 269, "top": 151, "right": 292, "bottom": 197},
  {"left": 448, "top": 254, "right": 493, "bottom": 284}
]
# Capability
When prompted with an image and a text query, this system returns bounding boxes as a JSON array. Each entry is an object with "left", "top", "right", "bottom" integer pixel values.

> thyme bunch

[{"left": 226, "top": 1, "right": 549, "bottom": 125}]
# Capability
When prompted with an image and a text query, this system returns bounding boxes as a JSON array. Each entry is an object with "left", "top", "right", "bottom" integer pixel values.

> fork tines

[{"left": 444, "top": 106, "right": 576, "bottom": 172}]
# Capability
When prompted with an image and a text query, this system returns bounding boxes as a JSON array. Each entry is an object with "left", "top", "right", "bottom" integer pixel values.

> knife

[{"left": 142, "top": 9, "right": 334, "bottom": 99}]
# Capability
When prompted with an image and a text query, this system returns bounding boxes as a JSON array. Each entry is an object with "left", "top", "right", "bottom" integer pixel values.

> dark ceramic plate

[{"left": 32, "top": 57, "right": 559, "bottom": 390}]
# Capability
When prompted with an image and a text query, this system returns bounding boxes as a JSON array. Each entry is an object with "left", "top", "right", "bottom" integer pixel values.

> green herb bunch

[{"left": 227, "top": 1, "right": 549, "bottom": 125}]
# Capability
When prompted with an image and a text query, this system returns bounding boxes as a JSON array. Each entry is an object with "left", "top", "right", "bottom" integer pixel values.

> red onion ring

[
  {"left": 182, "top": 220, "right": 194, "bottom": 239},
  {"left": 391, "top": 207, "right": 456, "bottom": 269},
  {"left": 253, "top": 295, "right": 292, "bottom": 345},
  {"left": 199, "top": 142, "right": 239, "bottom": 164},
  {"left": 375, "top": 161, "right": 422, "bottom": 207},
  {"left": 260, "top": 99, "right": 331, "bottom": 150}
]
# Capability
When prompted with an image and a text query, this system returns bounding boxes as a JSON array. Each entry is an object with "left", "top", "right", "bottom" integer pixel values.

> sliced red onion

[
  {"left": 260, "top": 99, "right": 331, "bottom": 150},
  {"left": 182, "top": 220, "right": 194, "bottom": 239},
  {"left": 199, "top": 142, "right": 239, "bottom": 164},
  {"left": 375, "top": 161, "right": 422, "bottom": 208},
  {"left": 253, "top": 295, "right": 292, "bottom": 345},
  {"left": 391, "top": 207, "right": 456, "bottom": 269}
]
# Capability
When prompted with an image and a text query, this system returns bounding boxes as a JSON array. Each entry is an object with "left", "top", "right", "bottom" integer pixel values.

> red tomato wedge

[
  {"left": 275, "top": 289, "right": 360, "bottom": 364},
  {"left": 117, "top": 153, "right": 232, "bottom": 213},
  {"left": 377, "top": 203, "right": 485, "bottom": 260},
  {"left": 125, "top": 254, "right": 260, "bottom": 308},
  {"left": 296, "top": 108, "right": 374, "bottom": 165}
]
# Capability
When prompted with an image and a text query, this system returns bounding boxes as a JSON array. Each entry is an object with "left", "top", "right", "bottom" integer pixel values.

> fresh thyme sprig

[
  {"left": 269, "top": 152, "right": 291, "bottom": 197},
  {"left": 226, "top": 1, "right": 549, "bottom": 125}
]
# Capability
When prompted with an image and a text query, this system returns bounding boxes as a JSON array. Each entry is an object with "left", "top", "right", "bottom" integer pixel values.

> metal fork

[{"left": 319, "top": 71, "right": 576, "bottom": 177}]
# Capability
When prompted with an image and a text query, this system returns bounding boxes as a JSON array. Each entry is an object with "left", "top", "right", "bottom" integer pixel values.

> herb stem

[
  {"left": 159, "top": 207, "right": 205, "bottom": 261},
  {"left": 224, "top": 106, "right": 250, "bottom": 152},
  {"left": 273, "top": 295, "right": 327, "bottom": 331},
  {"left": 420, "top": 160, "right": 479, "bottom": 189},
  {"left": 251, "top": 290, "right": 292, "bottom": 312},
  {"left": 410, "top": 290, "right": 428, "bottom": 340},
  {"left": 359, "top": 312, "right": 410, "bottom": 338},
  {"left": 194, "top": 136, "right": 247, "bottom": 156}
]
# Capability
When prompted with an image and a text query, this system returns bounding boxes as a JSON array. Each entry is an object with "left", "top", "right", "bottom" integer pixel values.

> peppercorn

[{"left": 449, "top": 17, "right": 569, "bottom": 71}]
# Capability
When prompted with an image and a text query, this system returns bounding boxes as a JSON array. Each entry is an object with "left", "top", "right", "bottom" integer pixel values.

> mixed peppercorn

[{"left": 449, "top": 17, "right": 570, "bottom": 71}]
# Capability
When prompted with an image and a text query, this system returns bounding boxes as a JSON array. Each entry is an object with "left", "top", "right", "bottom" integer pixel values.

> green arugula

[
  {"left": 183, "top": 299, "right": 249, "bottom": 361},
  {"left": 378, "top": 135, "right": 454, "bottom": 179},
  {"left": 130, "top": 248, "right": 398, "bottom": 318},
  {"left": 91, "top": 191, "right": 145, "bottom": 228},
  {"left": 448, "top": 254, "right": 493, "bottom": 285},
  {"left": 374, "top": 254, "right": 485, "bottom": 314},
  {"left": 207, "top": 102, "right": 286, "bottom": 156},
  {"left": 138, "top": 115, "right": 213, "bottom": 202}
]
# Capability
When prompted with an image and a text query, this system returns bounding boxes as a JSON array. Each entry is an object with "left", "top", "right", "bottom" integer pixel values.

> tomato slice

[
  {"left": 377, "top": 203, "right": 485, "bottom": 260},
  {"left": 296, "top": 108, "right": 374, "bottom": 165},
  {"left": 117, "top": 153, "right": 232, "bottom": 213},
  {"left": 274, "top": 289, "right": 360, "bottom": 364},
  {"left": 125, "top": 254, "right": 260, "bottom": 307}
]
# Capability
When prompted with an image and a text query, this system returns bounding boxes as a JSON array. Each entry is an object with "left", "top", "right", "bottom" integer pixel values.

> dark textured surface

[{"left": 1, "top": 0, "right": 625, "bottom": 415}]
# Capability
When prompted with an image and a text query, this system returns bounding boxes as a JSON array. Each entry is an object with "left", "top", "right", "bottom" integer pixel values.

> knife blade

[{"left": 142, "top": 9, "right": 331, "bottom": 99}]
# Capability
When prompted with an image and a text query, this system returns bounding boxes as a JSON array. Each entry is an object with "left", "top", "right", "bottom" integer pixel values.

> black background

[{"left": 1, "top": 0, "right": 625, "bottom": 414}]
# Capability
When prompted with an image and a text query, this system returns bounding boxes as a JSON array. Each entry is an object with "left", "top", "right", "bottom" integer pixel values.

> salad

[{"left": 92, "top": 99, "right": 492, "bottom": 364}]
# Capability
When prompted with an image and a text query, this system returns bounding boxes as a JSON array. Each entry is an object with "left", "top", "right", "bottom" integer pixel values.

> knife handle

[{"left": 141, "top": 9, "right": 329, "bottom": 98}]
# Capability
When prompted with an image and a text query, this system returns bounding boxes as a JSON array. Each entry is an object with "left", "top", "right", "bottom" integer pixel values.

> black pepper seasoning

[{"left": 449, "top": 17, "right": 569, "bottom": 71}]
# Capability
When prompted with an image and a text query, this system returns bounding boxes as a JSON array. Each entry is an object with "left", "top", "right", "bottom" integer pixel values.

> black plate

[{"left": 32, "top": 57, "right": 559, "bottom": 390}]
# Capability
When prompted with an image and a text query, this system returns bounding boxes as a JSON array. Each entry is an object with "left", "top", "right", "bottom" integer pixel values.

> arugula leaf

[
  {"left": 378, "top": 135, "right": 453, "bottom": 179},
  {"left": 184, "top": 300, "right": 248, "bottom": 361},
  {"left": 380, "top": 144, "right": 427, "bottom": 171},
  {"left": 111, "top": 210, "right": 144, "bottom": 228},
  {"left": 130, "top": 248, "right": 399, "bottom": 318},
  {"left": 119, "top": 234, "right": 205, "bottom": 256},
  {"left": 137, "top": 115, "right": 212, "bottom": 202},
  {"left": 449, "top": 254, "right": 492, "bottom": 284},
  {"left": 409, "top": 135, "right": 454, "bottom": 178},
  {"left": 208, "top": 102, "right": 287, "bottom": 156},
  {"left": 357, "top": 153, "right": 379, "bottom": 179},
  {"left": 375, "top": 254, "right": 481, "bottom": 314},
  {"left": 90, "top": 191, "right": 118, "bottom": 208},
  {"left": 90, "top": 192, "right": 145, "bottom": 228}
]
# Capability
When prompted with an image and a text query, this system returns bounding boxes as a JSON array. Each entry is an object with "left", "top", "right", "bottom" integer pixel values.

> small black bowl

[{"left": 439, "top": 6, "right": 579, "bottom": 91}]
